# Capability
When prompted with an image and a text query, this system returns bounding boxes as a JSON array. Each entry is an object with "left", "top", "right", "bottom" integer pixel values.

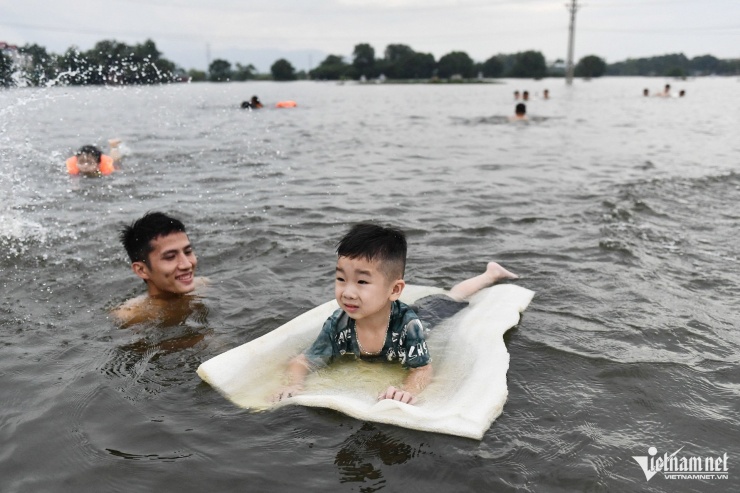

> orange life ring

[{"left": 275, "top": 100, "right": 297, "bottom": 108}]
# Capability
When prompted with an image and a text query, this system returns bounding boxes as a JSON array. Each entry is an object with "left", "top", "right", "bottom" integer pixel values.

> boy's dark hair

[
  {"left": 120, "top": 212, "right": 187, "bottom": 264},
  {"left": 76, "top": 145, "right": 102, "bottom": 163},
  {"left": 336, "top": 223, "right": 407, "bottom": 281},
  {"left": 515, "top": 103, "right": 526, "bottom": 115}
]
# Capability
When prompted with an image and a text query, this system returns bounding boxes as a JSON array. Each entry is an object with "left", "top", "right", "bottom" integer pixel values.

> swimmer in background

[
  {"left": 543, "top": 89, "right": 550, "bottom": 100},
  {"left": 112, "top": 211, "right": 207, "bottom": 326},
  {"left": 643, "top": 88, "right": 650, "bottom": 97},
  {"left": 240, "top": 95, "right": 263, "bottom": 109},
  {"left": 522, "top": 90, "right": 530, "bottom": 101},
  {"left": 514, "top": 90, "right": 521, "bottom": 100},
  {"left": 272, "top": 223, "right": 518, "bottom": 405},
  {"left": 655, "top": 84, "right": 671, "bottom": 97},
  {"left": 679, "top": 90, "right": 686, "bottom": 97},
  {"left": 66, "top": 139, "right": 122, "bottom": 177},
  {"left": 510, "top": 103, "right": 527, "bottom": 121}
]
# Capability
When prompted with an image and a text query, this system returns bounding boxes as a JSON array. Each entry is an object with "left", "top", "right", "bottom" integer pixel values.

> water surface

[{"left": 1, "top": 77, "right": 738, "bottom": 492}]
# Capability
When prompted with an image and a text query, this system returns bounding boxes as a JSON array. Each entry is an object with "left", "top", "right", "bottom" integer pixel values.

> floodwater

[{"left": 1, "top": 77, "right": 738, "bottom": 492}]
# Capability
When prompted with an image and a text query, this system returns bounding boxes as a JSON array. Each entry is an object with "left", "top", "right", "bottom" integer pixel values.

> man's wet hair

[
  {"left": 515, "top": 103, "right": 526, "bottom": 115},
  {"left": 76, "top": 145, "right": 102, "bottom": 163},
  {"left": 336, "top": 223, "right": 407, "bottom": 281},
  {"left": 120, "top": 212, "right": 187, "bottom": 264}
]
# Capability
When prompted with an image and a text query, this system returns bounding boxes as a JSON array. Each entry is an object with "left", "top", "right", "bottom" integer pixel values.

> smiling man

[{"left": 112, "top": 211, "right": 206, "bottom": 325}]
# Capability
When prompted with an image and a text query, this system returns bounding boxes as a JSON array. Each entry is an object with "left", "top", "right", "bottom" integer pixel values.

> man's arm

[{"left": 378, "top": 363, "right": 433, "bottom": 405}]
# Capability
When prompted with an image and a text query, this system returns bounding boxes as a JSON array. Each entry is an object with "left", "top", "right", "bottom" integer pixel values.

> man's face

[
  {"left": 134, "top": 232, "right": 197, "bottom": 298},
  {"left": 77, "top": 153, "right": 99, "bottom": 175}
]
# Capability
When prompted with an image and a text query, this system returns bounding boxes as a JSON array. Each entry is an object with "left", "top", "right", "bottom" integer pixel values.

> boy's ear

[
  {"left": 131, "top": 261, "right": 150, "bottom": 281},
  {"left": 389, "top": 279, "right": 406, "bottom": 301}
]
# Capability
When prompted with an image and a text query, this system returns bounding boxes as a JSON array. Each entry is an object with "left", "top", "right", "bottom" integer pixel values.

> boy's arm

[
  {"left": 108, "top": 138, "right": 122, "bottom": 165},
  {"left": 272, "top": 354, "right": 312, "bottom": 402},
  {"left": 379, "top": 363, "right": 433, "bottom": 405}
]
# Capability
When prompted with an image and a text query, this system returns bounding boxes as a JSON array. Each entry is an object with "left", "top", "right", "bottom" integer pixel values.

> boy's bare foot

[{"left": 485, "top": 262, "right": 518, "bottom": 283}]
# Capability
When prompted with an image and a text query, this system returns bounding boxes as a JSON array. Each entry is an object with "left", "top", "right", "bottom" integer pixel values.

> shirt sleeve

[
  {"left": 400, "top": 318, "right": 431, "bottom": 369},
  {"left": 303, "top": 309, "right": 345, "bottom": 368}
]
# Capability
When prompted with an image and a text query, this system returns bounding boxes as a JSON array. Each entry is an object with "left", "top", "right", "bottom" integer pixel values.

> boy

[
  {"left": 112, "top": 211, "right": 205, "bottom": 325},
  {"left": 66, "top": 139, "right": 122, "bottom": 177},
  {"left": 274, "top": 223, "right": 518, "bottom": 405}
]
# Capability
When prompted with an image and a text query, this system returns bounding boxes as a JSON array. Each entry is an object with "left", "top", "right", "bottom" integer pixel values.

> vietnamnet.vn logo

[{"left": 633, "top": 446, "right": 729, "bottom": 481}]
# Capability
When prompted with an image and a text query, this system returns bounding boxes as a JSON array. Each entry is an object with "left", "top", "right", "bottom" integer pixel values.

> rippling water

[{"left": 1, "top": 77, "right": 738, "bottom": 492}]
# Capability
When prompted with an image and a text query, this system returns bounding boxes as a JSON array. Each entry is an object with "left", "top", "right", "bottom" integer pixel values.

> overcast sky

[{"left": 2, "top": 0, "right": 739, "bottom": 72}]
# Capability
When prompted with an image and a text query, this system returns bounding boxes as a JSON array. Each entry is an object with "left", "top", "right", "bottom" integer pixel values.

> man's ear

[
  {"left": 132, "top": 261, "right": 150, "bottom": 281},
  {"left": 389, "top": 279, "right": 406, "bottom": 301}
]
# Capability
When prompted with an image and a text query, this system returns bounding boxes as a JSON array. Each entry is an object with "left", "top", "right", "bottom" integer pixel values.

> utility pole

[{"left": 565, "top": 0, "right": 579, "bottom": 86}]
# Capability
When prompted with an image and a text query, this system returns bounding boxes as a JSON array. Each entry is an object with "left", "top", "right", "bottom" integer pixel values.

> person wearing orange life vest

[{"left": 66, "top": 139, "right": 122, "bottom": 176}]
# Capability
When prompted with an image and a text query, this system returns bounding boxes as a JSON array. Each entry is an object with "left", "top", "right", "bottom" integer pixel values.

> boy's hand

[
  {"left": 272, "top": 385, "right": 302, "bottom": 403},
  {"left": 378, "top": 386, "right": 417, "bottom": 405}
]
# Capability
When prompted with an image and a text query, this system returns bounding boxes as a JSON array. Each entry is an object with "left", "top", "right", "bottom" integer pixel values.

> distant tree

[
  {"left": 19, "top": 44, "right": 57, "bottom": 85},
  {"left": 209, "top": 59, "right": 232, "bottom": 82},
  {"left": 271, "top": 58, "right": 297, "bottom": 81},
  {"left": 437, "top": 51, "right": 475, "bottom": 78},
  {"left": 689, "top": 55, "right": 722, "bottom": 75},
  {"left": 606, "top": 53, "right": 689, "bottom": 76},
  {"left": 188, "top": 69, "right": 207, "bottom": 82},
  {"left": 384, "top": 44, "right": 415, "bottom": 63},
  {"left": 664, "top": 66, "right": 685, "bottom": 78},
  {"left": 0, "top": 51, "right": 14, "bottom": 87},
  {"left": 481, "top": 55, "right": 504, "bottom": 78},
  {"left": 352, "top": 43, "right": 375, "bottom": 78},
  {"left": 508, "top": 50, "right": 547, "bottom": 79},
  {"left": 57, "top": 47, "right": 93, "bottom": 85},
  {"left": 233, "top": 63, "right": 257, "bottom": 81},
  {"left": 378, "top": 44, "right": 435, "bottom": 79},
  {"left": 309, "top": 54, "right": 349, "bottom": 80},
  {"left": 574, "top": 55, "right": 607, "bottom": 78}
]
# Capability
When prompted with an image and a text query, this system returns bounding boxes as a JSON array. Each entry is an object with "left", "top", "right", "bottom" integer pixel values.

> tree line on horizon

[{"left": 1, "top": 38, "right": 738, "bottom": 88}]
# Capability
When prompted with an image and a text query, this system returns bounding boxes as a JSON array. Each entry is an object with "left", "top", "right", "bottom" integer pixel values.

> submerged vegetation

[{"left": 1, "top": 38, "right": 738, "bottom": 88}]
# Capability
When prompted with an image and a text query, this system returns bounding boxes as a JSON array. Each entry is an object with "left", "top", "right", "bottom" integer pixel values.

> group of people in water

[
  {"left": 111, "top": 212, "right": 518, "bottom": 405},
  {"left": 644, "top": 84, "right": 686, "bottom": 98},
  {"left": 510, "top": 88, "right": 549, "bottom": 121},
  {"left": 240, "top": 95, "right": 297, "bottom": 109}
]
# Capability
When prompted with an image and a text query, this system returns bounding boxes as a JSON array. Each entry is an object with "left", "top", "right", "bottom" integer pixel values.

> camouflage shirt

[{"left": 304, "top": 300, "right": 431, "bottom": 369}]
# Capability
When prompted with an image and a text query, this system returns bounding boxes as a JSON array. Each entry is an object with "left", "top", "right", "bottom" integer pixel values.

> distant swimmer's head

[
  {"left": 522, "top": 91, "right": 530, "bottom": 101},
  {"left": 679, "top": 89, "right": 686, "bottom": 97},
  {"left": 543, "top": 89, "right": 550, "bottom": 99},
  {"left": 515, "top": 103, "right": 527, "bottom": 117},
  {"left": 120, "top": 212, "right": 197, "bottom": 297},
  {"left": 75, "top": 145, "right": 103, "bottom": 174},
  {"left": 514, "top": 90, "right": 520, "bottom": 100},
  {"left": 643, "top": 88, "right": 649, "bottom": 96},
  {"left": 240, "top": 101, "right": 251, "bottom": 109}
]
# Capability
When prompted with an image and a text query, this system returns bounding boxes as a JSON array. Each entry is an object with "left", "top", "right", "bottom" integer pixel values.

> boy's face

[
  {"left": 132, "top": 232, "right": 197, "bottom": 298},
  {"left": 77, "top": 153, "right": 99, "bottom": 175},
  {"left": 335, "top": 256, "right": 404, "bottom": 323}
]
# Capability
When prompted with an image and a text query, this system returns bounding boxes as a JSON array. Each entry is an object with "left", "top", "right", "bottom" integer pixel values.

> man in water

[
  {"left": 510, "top": 103, "right": 527, "bottom": 121},
  {"left": 240, "top": 95, "right": 263, "bottom": 109},
  {"left": 112, "top": 212, "right": 206, "bottom": 325}
]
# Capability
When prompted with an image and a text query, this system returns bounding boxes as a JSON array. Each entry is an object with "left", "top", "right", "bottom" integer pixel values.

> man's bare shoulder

[{"left": 110, "top": 294, "right": 152, "bottom": 325}]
